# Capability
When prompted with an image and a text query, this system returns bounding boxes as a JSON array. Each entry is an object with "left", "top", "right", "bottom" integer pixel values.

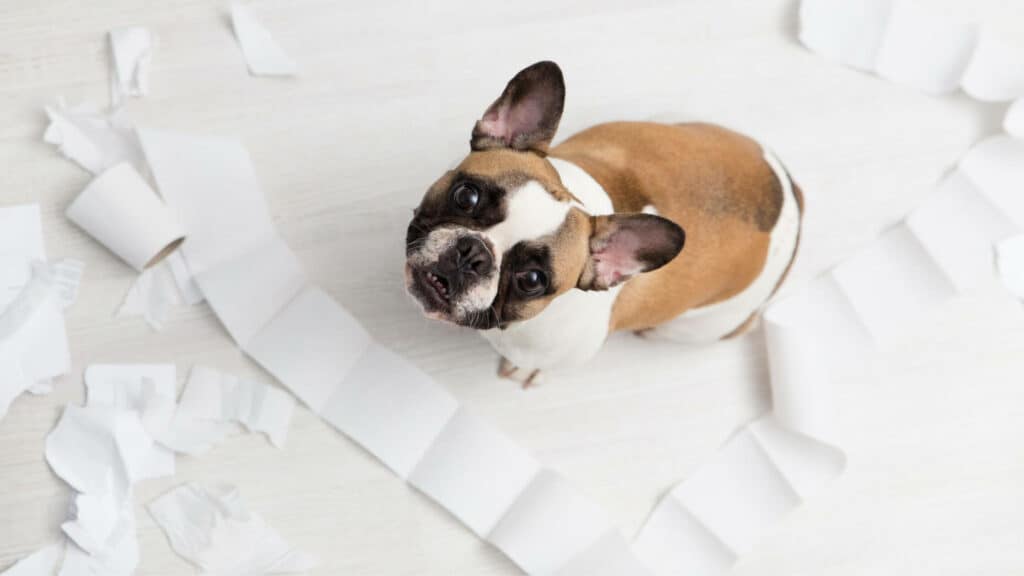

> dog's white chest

[
  {"left": 481, "top": 286, "right": 620, "bottom": 371},
  {"left": 481, "top": 157, "right": 618, "bottom": 371}
]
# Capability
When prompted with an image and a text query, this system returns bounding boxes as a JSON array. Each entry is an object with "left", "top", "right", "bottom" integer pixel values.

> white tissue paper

[
  {"left": 0, "top": 543, "right": 64, "bottom": 576},
  {"left": 1005, "top": 99, "right": 1024, "bottom": 138},
  {"left": 42, "top": 102, "right": 147, "bottom": 176},
  {"left": 147, "top": 482, "right": 317, "bottom": 575},
  {"left": 108, "top": 27, "right": 153, "bottom": 106},
  {"left": 230, "top": 3, "right": 297, "bottom": 77},
  {"left": 800, "top": 0, "right": 1024, "bottom": 101},
  {"left": 43, "top": 404, "right": 149, "bottom": 575},
  {"left": 995, "top": 235, "right": 1024, "bottom": 300},
  {"left": 0, "top": 205, "right": 82, "bottom": 422},
  {"left": 34, "top": 363, "right": 296, "bottom": 575},
  {"left": 83, "top": 363, "right": 295, "bottom": 456}
]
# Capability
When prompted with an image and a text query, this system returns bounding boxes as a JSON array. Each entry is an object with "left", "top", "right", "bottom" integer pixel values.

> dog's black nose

[
  {"left": 455, "top": 236, "right": 493, "bottom": 276},
  {"left": 441, "top": 236, "right": 493, "bottom": 278}
]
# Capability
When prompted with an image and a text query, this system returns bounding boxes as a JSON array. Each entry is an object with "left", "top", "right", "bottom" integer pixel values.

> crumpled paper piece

[
  {"left": 995, "top": 235, "right": 1024, "bottom": 299},
  {"left": 0, "top": 543, "right": 64, "bottom": 576},
  {"left": 148, "top": 482, "right": 318, "bottom": 575},
  {"left": 31, "top": 364, "right": 296, "bottom": 575},
  {"left": 0, "top": 257, "right": 83, "bottom": 421},
  {"left": 42, "top": 101, "right": 147, "bottom": 176},
  {"left": 230, "top": 3, "right": 298, "bottom": 77},
  {"left": 108, "top": 27, "right": 154, "bottom": 106}
]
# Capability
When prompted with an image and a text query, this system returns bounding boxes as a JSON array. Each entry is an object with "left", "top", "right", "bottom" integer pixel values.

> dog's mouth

[
  {"left": 408, "top": 265, "right": 452, "bottom": 313},
  {"left": 421, "top": 268, "right": 450, "bottom": 303}
]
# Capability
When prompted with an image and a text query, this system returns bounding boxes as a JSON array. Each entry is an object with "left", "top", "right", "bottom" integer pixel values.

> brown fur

[{"left": 550, "top": 122, "right": 786, "bottom": 333}]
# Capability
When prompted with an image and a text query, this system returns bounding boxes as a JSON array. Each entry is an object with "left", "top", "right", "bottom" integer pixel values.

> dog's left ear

[
  {"left": 578, "top": 214, "right": 685, "bottom": 291},
  {"left": 471, "top": 61, "right": 565, "bottom": 153}
]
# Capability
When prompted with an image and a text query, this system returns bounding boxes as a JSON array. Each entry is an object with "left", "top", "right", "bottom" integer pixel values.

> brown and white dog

[{"left": 405, "top": 61, "right": 802, "bottom": 386}]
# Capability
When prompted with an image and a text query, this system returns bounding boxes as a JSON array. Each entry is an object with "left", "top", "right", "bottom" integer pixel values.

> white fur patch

[
  {"left": 482, "top": 158, "right": 620, "bottom": 371},
  {"left": 464, "top": 181, "right": 573, "bottom": 312},
  {"left": 547, "top": 157, "right": 614, "bottom": 215}
]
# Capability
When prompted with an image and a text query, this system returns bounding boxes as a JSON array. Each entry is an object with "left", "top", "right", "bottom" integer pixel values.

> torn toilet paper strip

[
  {"left": 800, "top": 0, "right": 1024, "bottom": 101},
  {"left": 995, "top": 235, "right": 1024, "bottom": 300},
  {"left": 83, "top": 363, "right": 295, "bottom": 455},
  {"left": 0, "top": 543, "right": 64, "bottom": 576},
  {"left": 108, "top": 27, "right": 153, "bottom": 106},
  {"left": 230, "top": 3, "right": 297, "bottom": 77},
  {"left": 147, "top": 482, "right": 317, "bottom": 575},
  {"left": 1006, "top": 99, "right": 1024, "bottom": 139},
  {"left": 42, "top": 102, "right": 147, "bottom": 176},
  {"left": 130, "top": 122, "right": 1024, "bottom": 574},
  {"left": 0, "top": 205, "right": 82, "bottom": 422}
]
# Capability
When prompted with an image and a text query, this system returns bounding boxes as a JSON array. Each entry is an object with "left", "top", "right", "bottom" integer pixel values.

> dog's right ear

[{"left": 471, "top": 61, "right": 565, "bottom": 153}]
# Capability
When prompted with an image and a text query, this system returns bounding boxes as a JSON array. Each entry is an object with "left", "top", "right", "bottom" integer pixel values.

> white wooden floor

[{"left": 2, "top": 0, "right": 1023, "bottom": 574}]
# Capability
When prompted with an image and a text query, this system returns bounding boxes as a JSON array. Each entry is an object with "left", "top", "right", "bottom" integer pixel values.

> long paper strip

[
  {"left": 132, "top": 119, "right": 1024, "bottom": 574},
  {"left": 0, "top": 205, "right": 82, "bottom": 422},
  {"left": 800, "top": 0, "right": 1024, "bottom": 101}
]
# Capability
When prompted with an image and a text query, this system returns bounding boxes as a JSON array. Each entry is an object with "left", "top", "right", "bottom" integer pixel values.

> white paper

[
  {"left": 874, "top": 0, "right": 978, "bottom": 94},
  {"left": 109, "top": 27, "right": 153, "bottom": 105},
  {"left": 995, "top": 235, "right": 1024, "bottom": 299},
  {"left": 137, "top": 129, "right": 276, "bottom": 275},
  {"left": 46, "top": 404, "right": 172, "bottom": 495},
  {"left": 178, "top": 365, "right": 296, "bottom": 448},
  {"left": 247, "top": 287, "right": 372, "bottom": 412},
  {"left": 318, "top": 342, "right": 458, "bottom": 478},
  {"left": 66, "top": 163, "right": 185, "bottom": 271},
  {"left": 633, "top": 495, "right": 734, "bottom": 575},
  {"left": 0, "top": 543, "right": 63, "bottom": 576},
  {"left": 488, "top": 470, "right": 612, "bottom": 575},
  {"left": 193, "top": 238, "right": 306, "bottom": 346},
  {"left": 84, "top": 363, "right": 179, "bottom": 445},
  {"left": 959, "top": 135, "right": 1024, "bottom": 229},
  {"left": 117, "top": 262, "right": 184, "bottom": 330},
  {"left": 44, "top": 403, "right": 154, "bottom": 576},
  {"left": 118, "top": 252, "right": 206, "bottom": 331},
  {"left": 83, "top": 363, "right": 294, "bottom": 455},
  {"left": 409, "top": 407, "right": 541, "bottom": 536},
  {"left": 960, "top": 2, "right": 1024, "bottom": 101},
  {"left": 554, "top": 531, "right": 653, "bottom": 576},
  {"left": 798, "top": 0, "right": 893, "bottom": 70},
  {"left": 0, "top": 205, "right": 81, "bottom": 421},
  {"left": 831, "top": 223, "right": 958, "bottom": 343},
  {"left": 906, "top": 171, "right": 1016, "bottom": 293},
  {"left": 801, "top": 0, "right": 1024, "bottom": 103},
  {"left": 230, "top": 3, "right": 298, "bottom": 77},
  {"left": 61, "top": 489, "right": 139, "bottom": 574},
  {"left": 1006, "top": 99, "right": 1024, "bottom": 138},
  {"left": 147, "top": 482, "right": 318, "bottom": 575},
  {"left": 43, "top": 102, "right": 146, "bottom": 176}
]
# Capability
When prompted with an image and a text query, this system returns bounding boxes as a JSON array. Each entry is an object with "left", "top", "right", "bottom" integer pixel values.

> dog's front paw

[{"left": 497, "top": 357, "right": 542, "bottom": 389}]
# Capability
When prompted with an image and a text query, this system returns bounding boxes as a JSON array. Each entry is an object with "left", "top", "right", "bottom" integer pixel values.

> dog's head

[{"left": 405, "top": 61, "right": 685, "bottom": 329}]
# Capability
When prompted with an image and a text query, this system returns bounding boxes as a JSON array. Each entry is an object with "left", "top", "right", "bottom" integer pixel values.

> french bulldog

[{"left": 405, "top": 61, "right": 802, "bottom": 386}]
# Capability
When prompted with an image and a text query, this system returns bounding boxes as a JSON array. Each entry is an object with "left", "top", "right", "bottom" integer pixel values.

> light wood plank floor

[{"left": 1, "top": 0, "right": 1022, "bottom": 573}]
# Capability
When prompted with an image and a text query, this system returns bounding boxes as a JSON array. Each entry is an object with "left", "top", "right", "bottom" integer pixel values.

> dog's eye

[
  {"left": 515, "top": 269, "right": 548, "bottom": 296},
  {"left": 451, "top": 183, "right": 480, "bottom": 213}
]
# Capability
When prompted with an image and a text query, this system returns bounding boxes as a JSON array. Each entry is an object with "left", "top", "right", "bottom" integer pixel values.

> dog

[{"left": 405, "top": 61, "right": 802, "bottom": 386}]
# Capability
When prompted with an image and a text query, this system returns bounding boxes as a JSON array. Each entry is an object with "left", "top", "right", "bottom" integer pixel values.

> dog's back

[{"left": 551, "top": 121, "right": 803, "bottom": 338}]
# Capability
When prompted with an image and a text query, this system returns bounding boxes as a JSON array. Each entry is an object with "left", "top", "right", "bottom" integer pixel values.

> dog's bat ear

[
  {"left": 577, "top": 213, "right": 686, "bottom": 291},
  {"left": 471, "top": 61, "right": 565, "bottom": 153}
]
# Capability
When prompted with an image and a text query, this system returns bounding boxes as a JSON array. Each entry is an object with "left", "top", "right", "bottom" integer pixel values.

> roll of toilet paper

[{"left": 66, "top": 162, "right": 185, "bottom": 271}]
